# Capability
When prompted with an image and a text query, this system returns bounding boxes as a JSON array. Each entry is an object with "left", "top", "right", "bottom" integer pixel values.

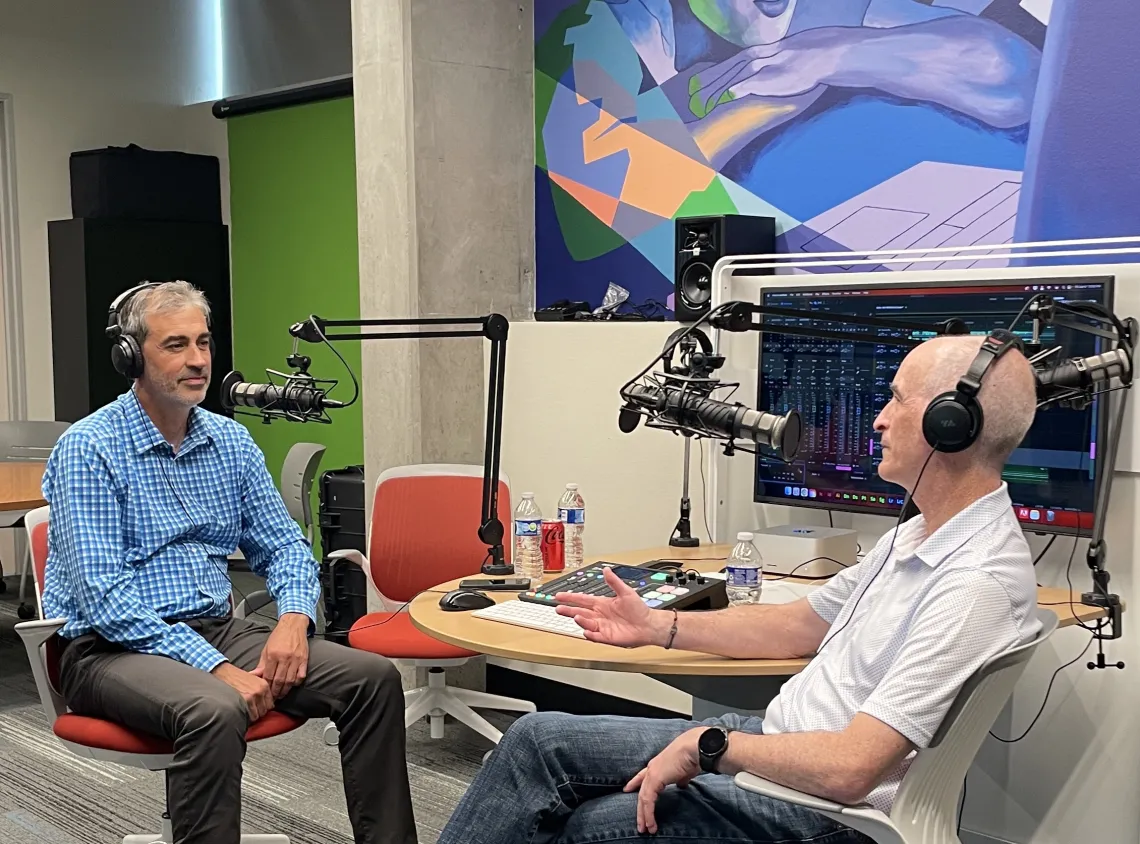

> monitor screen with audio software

[{"left": 755, "top": 277, "right": 1114, "bottom": 535}]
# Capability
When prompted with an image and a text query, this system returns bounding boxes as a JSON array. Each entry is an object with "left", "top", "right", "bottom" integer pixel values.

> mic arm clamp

[
  {"left": 292, "top": 313, "right": 512, "bottom": 577},
  {"left": 1078, "top": 316, "right": 1136, "bottom": 653}
]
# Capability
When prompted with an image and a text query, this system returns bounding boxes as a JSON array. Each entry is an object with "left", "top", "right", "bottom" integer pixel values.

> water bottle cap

[
  {"left": 566, "top": 483, "right": 579, "bottom": 490},
  {"left": 736, "top": 531, "right": 754, "bottom": 541},
  {"left": 522, "top": 492, "right": 535, "bottom": 498}
]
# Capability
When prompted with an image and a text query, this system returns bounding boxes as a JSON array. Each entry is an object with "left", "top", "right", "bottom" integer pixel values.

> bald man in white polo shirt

[{"left": 437, "top": 334, "right": 1041, "bottom": 844}]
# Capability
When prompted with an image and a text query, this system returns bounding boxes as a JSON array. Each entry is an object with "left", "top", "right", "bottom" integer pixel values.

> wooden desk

[
  {"left": 0, "top": 461, "right": 46, "bottom": 581},
  {"left": 410, "top": 544, "right": 1107, "bottom": 676},
  {"left": 0, "top": 461, "right": 46, "bottom": 513}
]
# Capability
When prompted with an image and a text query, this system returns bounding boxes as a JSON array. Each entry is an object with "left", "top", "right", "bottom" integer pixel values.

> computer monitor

[{"left": 756, "top": 276, "right": 1114, "bottom": 534}]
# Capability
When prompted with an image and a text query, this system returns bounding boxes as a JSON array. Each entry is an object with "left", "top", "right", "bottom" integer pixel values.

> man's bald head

[{"left": 911, "top": 334, "right": 1037, "bottom": 467}]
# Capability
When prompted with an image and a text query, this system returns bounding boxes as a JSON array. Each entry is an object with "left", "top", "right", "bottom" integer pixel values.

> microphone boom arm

[{"left": 291, "top": 314, "right": 512, "bottom": 577}]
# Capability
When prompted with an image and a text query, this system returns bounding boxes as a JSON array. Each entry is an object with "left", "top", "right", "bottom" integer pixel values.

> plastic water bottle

[
  {"left": 513, "top": 493, "right": 544, "bottom": 579},
  {"left": 558, "top": 483, "right": 586, "bottom": 570},
  {"left": 725, "top": 532, "right": 763, "bottom": 605}
]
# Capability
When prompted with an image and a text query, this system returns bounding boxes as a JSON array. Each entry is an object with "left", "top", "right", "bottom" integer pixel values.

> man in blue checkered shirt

[{"left": 42, "top": 281, "right": 416, "bottom": 844}]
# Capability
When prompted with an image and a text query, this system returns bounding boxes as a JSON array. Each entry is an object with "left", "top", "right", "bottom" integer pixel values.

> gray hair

[
  {"left": 919, "top": 335, "right": 1037, "bottom": 468},
  {"left": 120, "top": 280, "right": 211, "bottom": 345}
]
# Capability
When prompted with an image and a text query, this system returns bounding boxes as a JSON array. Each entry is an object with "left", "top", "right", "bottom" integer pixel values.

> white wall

[
  {"left": 497, "top": 321, "right": 711, "bottom": 557},
  {"left": 710, "top": 261, "right": 1140, "bottom": 844},
  {"left": 0, "top": 0, "right": 229, "bottom": 421}
]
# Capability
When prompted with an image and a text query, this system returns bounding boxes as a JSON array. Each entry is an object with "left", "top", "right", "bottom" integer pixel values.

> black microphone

[
  {"left": 620, "top": 384, "right": 802, "bottom": 460},
  {"left": 1034, "top": 349, "right": 1132, "bottom": 404},
  {"left": 220, "top": 371, "right": 345, "bottom": 419}
]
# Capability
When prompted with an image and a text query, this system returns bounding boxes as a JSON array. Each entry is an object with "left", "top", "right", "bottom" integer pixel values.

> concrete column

[
  {"left": 351, "top": 0, "right": 533, "bottom": 477},
  {"left": 409, "top": 0, "right": 535, "bottom": 464},
  {"left": 351, "top": 0, "right": 422, "bottom": 504}
]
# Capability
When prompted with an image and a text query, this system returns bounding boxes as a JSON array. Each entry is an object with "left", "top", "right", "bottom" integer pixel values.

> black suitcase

[
  {"left": 318, "top": 466, "right": 369, "bottom": 639},
  {"left": 69, "top": 144, "right": 222, "bottom": 223}
]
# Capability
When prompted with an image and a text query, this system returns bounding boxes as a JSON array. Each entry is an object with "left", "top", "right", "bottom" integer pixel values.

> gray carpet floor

[{"left": 0, "top": 576, "right": 514, "bottom": 843}]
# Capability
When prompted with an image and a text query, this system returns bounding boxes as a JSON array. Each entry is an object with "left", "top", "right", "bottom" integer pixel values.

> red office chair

[
  {"left": 16, "top": 505, "right": 305, "bottom": 844},
  {"left": 322, "top": 464, "right": 536, "bottom": 747}
]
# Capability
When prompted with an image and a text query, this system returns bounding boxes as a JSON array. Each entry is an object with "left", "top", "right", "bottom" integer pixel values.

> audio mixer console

[{"left": 517, "top": 562, "right": 728, "bottom": 611}]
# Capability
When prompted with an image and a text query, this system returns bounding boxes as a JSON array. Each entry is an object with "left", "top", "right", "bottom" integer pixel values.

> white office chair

[
  {"left": 735, "top": 608, "right": 1059, "bottom": 844},
  {"left": 280, "top": 442, "right": 326, "bottom": 547}
]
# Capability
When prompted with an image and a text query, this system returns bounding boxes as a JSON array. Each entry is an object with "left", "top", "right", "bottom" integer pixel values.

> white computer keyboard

[{"left": 472, "top": 600, "right": 587, "bottom": 639}]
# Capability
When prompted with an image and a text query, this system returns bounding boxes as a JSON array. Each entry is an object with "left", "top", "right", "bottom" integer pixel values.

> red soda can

[{"left": 541, "top": 519, "right": 565, "bottom": 572}]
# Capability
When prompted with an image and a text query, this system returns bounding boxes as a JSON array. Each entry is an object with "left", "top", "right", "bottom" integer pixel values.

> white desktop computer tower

[{"left": 753, "top": 525, "right": 859, "bottom": 578}]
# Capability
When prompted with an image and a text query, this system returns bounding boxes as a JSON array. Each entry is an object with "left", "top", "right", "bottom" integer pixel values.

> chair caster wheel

[
  {"left": 16, "top": 602, "right": 33, "bottom": 620},
  {"left": 0, "top": 579, "right": 7, "bottom": 593}
]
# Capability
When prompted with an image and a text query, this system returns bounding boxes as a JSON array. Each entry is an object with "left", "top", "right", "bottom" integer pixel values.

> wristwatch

[{"left": 698, "top": 726, "right": 730, "bottom": 774}]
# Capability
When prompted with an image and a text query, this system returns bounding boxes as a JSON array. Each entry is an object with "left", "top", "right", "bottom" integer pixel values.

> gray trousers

[{"left": 58, "top": 616, "right": 417, "bottom": 844}]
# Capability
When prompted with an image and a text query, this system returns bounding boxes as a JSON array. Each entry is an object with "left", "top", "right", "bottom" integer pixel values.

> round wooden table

[
  {"left": 409, "top": 545, "right": 808, "bottom": 677},
  {"left": 409, "top": 543, "right": 1109, "bottom": 716}
]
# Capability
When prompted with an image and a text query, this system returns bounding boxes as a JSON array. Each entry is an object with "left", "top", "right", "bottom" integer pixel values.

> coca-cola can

[{"left": 540, "top": 519, "right": 565, "bottom": 572}]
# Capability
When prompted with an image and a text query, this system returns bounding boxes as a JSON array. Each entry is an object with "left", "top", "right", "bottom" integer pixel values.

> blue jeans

[{"left": 438, "top": 712, "right": 872, "bottom": 844}]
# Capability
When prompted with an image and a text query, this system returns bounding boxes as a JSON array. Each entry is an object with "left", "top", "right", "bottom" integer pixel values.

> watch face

[{"left": 699, "top": 727, "right": 728, "bottom": 757}]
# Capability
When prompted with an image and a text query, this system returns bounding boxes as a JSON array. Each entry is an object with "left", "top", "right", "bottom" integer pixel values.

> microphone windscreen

[
  {"left": 219, "top": 371, "right": 243, "bottom": 412},
  {"left": 617, "top": 405, "right": 641, "bottom": 434}
]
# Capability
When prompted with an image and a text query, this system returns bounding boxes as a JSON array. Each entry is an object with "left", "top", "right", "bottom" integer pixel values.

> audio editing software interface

[{"left": 755, "top": 278, "right": 1112, "bottom": 533}]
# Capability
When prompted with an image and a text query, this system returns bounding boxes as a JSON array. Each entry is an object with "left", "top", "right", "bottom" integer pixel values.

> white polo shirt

[{"left": 762, "top": 483, "right": 1041, "bottom": 813}]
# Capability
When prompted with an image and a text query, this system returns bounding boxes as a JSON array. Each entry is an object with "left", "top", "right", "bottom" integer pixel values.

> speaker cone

[{"left": 680, "top": 261, "right": 712, "bottom": 307}]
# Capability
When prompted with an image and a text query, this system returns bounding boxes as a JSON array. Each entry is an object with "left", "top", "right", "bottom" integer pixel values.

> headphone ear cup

[
  {"left": 111, "top": 335, "right": 144, "bottom": 380},
  {"left": 923, "top": 393, "right": 982, "bottom": 453}
]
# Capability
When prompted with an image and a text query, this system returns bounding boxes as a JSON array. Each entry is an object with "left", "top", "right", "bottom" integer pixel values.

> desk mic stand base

[{"left": 669, "top": 437, "right": 700, "bottom": 548}]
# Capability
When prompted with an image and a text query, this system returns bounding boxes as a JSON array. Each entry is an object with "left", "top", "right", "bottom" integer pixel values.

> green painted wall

[{"left": 227, "top": 96, "right": 362, "bottom": 557}]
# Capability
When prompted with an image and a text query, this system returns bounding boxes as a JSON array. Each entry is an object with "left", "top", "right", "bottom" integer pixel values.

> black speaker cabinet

[
  {"left": 48, "top": 218, "right": 232, "bottom": 422},
  {"left": 674, "top": 214, "right": 776, "bottom": 322}
]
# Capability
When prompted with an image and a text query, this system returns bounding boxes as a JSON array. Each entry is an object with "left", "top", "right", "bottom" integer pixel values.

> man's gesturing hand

[
  {"left": 624, "top": 728, "right": 704, "bottom": 835},
  {"left": 554, "top": 566, "right": 671, "bottom": 647},
  {"left": 253, "top": 612, "right": 310, "bottom": 699},
  {"left": 211, "top": 663, "right": 275, "bottom": 721}
]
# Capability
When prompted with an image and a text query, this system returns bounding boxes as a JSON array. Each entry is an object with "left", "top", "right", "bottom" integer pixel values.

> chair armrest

[
  {"left": 15, "top": 617, "right": 67, "bottom": 647},
  {"left": 734, "top": 773, "right": 850, "bottom": 814},
  {"left": 15, "top": 618, "right": 68, "bottom": 724},
  {"left": 327, "top": 549, "right": 368, "bottom": 569},
  {"left": 234, "top": 590, "right": 274, "bottom": 620}
]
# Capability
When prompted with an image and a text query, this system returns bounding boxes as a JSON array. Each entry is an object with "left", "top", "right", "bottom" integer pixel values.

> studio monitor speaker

[{"left": 674, "top": 214, "right": 776, "bottom": 322}]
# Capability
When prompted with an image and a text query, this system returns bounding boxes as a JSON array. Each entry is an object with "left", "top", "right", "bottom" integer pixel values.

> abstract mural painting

[{"left": 536, "top": 0, "right": 1140, "bottom": 310}]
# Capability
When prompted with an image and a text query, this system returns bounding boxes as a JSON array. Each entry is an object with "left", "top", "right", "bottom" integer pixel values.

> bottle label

[
  {"left": 515, "top": 518, "right": 541, "bottom": 537},
  {"left": 725, "top": 565, "right": 759, "bottom": 588},
  {"left": 559, "top": 507, "right": 585, "bottom": 525}
]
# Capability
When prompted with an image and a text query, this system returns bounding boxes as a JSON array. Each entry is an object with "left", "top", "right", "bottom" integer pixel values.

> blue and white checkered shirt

[{"left": 41, "top": 390, "right": 320, "bottom": 672}]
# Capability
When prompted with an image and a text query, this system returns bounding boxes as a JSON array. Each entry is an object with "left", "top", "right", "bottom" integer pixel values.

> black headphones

[
  {"left": 105, "top": 281, "right": 214, "bottom": 380},
  {"left": 106, "top": 282, "right": 161, "bottom": 380},
  {"left": 922, "top": 329, "right": 1024, "bottom": 453}
]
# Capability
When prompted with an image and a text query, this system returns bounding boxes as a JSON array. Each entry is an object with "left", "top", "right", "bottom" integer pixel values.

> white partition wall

[{"left": 707, "top": 242, "right": 1140, "bottom": 844}]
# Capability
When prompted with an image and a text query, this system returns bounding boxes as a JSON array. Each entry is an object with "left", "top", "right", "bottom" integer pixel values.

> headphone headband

[
  {"left": 107, "top": 282, "right": 161, "bottom": 332},
  {"left": 954, "top": 329, "right": 1023, "bottom": 399},
  {"left": 922, "top": 329, "right": 1024, "bottom": 453}
]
